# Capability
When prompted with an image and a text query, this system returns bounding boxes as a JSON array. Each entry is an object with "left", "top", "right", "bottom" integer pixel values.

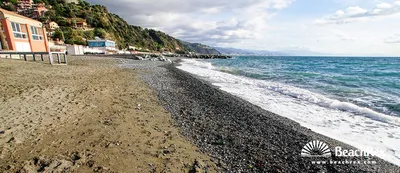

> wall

[
  {"left": 67, "top": 45, "right": 84, "bottom": 55},
  {"left": 0, "top": 9, "right": 48, "bottom": 52}
]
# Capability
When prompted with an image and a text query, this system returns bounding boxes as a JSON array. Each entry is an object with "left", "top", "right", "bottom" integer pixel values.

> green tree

[
  {"left": 94, "top": 28, "right": 107, "bottom": 38},
  {"left": 53, "top": 29, "right": 64, "bottom": 41},
  {"left": 64, "top": 39, "right": 74, "bottom": 45},
  {"left": 2, "top": 3, "right": 16, "bottom": 11},
  {"left": 44, "top": 10, "right": 57, "bottom": 21},
  {"left": 84, "top": 30, "right": 95, "bottom": 40},
  {"left": 56, "top": 18, "right": 67, "bottom": 27}
]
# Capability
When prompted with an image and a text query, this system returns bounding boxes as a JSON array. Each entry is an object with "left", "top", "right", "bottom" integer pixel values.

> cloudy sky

[{"left": 86, "top": 0, "right": 400, "bottom": 56}]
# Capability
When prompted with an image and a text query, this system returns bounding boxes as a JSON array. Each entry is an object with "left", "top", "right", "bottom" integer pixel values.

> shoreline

[
  {"left": 0, "top": 56, "right": 398, "bottom": 172},
  {"left": 176, "top": 57, "right": 400, "bottom": 166},
  {"left": 126, "top": 58, "right": 400, "bottom": 172}
]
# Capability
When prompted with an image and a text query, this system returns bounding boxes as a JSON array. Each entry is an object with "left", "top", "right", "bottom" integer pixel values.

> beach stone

[
  {"left": 86, "top": 160, "right": 95, "bottom": 167},
  {"left": 7, "top": 137, "right": 15, "bottom": 143},
  {"left": 190, "top": 159, "right": 206, "bottom": 173},
  {"left": 0, "top": 130, "right": 4, "bottom": 134},
  {"left": 119, "top": 57, "right": 400, "bottom": 172}
]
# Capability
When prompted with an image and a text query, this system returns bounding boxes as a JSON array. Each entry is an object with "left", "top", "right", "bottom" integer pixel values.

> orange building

[{"left": 0, "top": 8, "right": 48, "bottom": 52}]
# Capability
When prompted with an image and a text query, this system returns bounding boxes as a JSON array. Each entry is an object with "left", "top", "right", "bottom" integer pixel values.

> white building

[
  {"left": 88, "top": 39, "right": 117, "bottom": 54},
  {"left": 63, "top": 0, "right": 78, "bottom": 4},
  {"left": 67, "top": 45, "right": 84, "bottom": 55}
]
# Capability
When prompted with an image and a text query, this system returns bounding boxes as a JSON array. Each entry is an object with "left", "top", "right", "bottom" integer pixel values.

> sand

[
  {"left": 2, "top": 56, "right": 399, "bottom": 172},
  {"left": 0, "top": 57, "right": 217, "bottom": 172}
]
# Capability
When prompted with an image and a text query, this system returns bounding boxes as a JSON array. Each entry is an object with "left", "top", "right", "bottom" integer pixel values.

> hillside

[
  {"left": 43, "top": 0, "right": 183, "bottom": 51},
  {"left": 181, "top": 41, "right": 221, "bottom": 54},
  {"left": 0, "top": 0, "right": 216, "bottom": 53}
]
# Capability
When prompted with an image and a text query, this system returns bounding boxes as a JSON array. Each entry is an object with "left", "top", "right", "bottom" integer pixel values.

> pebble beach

[
  {"left": 120, "top": 58, "right": 400, "bottom": 172},
  {"left": 0, "top": 56, "right": 399, "bottom": 172}
]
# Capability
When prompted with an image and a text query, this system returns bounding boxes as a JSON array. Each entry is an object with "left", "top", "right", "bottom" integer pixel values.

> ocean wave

[
  {"left": 181, "top": 59, "right": 399, "bottom": 125},
  {"left": 256, "top": 81, "right": 399, "bottom": 124},
  {"left": 177, "top": 58, "right": 400, "bottom": 165},
  {"left": 181, "top": 59, "right": 214, "bottom": 69}
]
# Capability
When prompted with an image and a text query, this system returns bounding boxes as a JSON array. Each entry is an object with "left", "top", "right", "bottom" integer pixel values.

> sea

[{"left": 177, "top": 56, "right": 400, "bottom": 166}]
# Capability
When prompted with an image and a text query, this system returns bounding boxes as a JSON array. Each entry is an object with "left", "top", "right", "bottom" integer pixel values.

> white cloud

[
  {"left": 384, "top": 34, "right": 400, "bottom": 43},
  {"left": 87, "top": 0, "right": 294, "bottom": 45},
  {"left": 315, "top": 1, "right": 400, "bottom": 25},
  {"left": 84, "top": 0, "right": 400, "bottom": 56},
  {"left": 376, "top": 2, "right": 393, "bottom": 9},
  {"left": 201, "top": 7, "right": 221, "bottom": 14}
]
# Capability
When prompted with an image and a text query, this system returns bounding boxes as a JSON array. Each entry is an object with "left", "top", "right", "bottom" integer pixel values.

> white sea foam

[{"left": 178, "top": 59, "right": 400, "bottom": 166}]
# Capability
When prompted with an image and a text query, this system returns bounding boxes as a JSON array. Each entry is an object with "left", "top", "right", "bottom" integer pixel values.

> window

[
  {"left": 30, "top": 26, "right": 43, "bottom": 40},
  {"left": 11, "top": 22, "right": 20, "bottom": 32},
  {"left": 106, "top": 41, "right": 115, "bottom": 47},
  {"left": 89, "top": 41, "right": 106, "bottom": 47},
  {"left": 11, "top": 22, "right": 27, "bottom": 39},
  {"left": 30, "top": 26, "right": 38, "bottom": 35}
]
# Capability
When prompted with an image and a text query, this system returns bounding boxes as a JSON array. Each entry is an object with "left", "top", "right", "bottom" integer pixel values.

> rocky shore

[
  {"left": 87, "top": 53, "right": 231, "bottom": 62},
  {"left": 176, "top": 54, "right": 232, "bottom": 59},
  {"left": 120, "top": 58, "right": 400, "bottom": 172}
]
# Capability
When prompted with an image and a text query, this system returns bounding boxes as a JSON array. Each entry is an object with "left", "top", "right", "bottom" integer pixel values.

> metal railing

[
  {"left": 0, "top": 51, "right": 48, "bottom": 61},
  {"left": 49, "top": 52, "right": 67, "bottom": 65},
  {"left": 0, "top": 51, "right": 67, "bottom": 65}
]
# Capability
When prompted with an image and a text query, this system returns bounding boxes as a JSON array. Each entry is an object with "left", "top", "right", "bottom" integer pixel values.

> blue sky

[{"left": 87, "top": 0, "right": 400, "bottom": 56}]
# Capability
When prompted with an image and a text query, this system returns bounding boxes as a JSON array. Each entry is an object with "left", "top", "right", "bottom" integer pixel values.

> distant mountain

[
  {"left": 213, "top": 47, "right": 254, "bottom": 55},
  {"left": 277, "top": 48, "right": 325, "bottom": 56},
  {"left": 181, "top": 41, "right": 221, "bottom": 54},
  {"left": 214, "top": 47, "right": 287, "bottom": 56},
  {"left": 214, "top": 47, "right": 327, "bottom": 56}
]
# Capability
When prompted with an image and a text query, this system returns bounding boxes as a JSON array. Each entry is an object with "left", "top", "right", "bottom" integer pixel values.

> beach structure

[
  {"left": 74, "top": 21, "right": 89, "bottom": 30},
  {"left": 63, "top": 0, "right": 79, "bottom": 4},
  {"left": 0, "top": 8, "right": 48, "bottom": 52},
  {"left": 46, "top": 21, "right": 59, "bottom": 32},
  {"left": 88, "top": 38, "right": 117, "bottom": 54},
  {"left": 17, "top": 0, "right": 33, "bottom": 9},
  {"left": 67, "top": 45, "right": 84, "bottom": 55},
  {"left": 17, "top": 2, "right": 48, "bottom": 20}
]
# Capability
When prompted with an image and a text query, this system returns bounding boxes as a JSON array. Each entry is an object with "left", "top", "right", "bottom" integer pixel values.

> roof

[
  {"left": 88, "top": 39, "right": 115, "bottom": 43},
  {"left": 0, "top": 8, "right": 42, "bottom": 27},
  {"left": 70, "top": 18, "right": 86, "bottom": 22}
]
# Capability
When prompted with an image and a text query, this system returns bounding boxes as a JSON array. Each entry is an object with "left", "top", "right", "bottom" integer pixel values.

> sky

[{"left": 86, "top": 0, "right": 400, "bottom": 56}]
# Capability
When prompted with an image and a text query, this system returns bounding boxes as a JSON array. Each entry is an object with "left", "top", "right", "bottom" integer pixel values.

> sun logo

[{"left": 301, "top": 140, "right": 332, "bottom": 158}]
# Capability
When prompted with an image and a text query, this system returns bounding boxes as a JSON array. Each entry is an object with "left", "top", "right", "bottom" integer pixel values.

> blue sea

[
  {"left": 211, "top": 56, "right": 400, "bottom": 117},
  {"left": 177, "top": 56, "right": 400, "bottom": 166}
]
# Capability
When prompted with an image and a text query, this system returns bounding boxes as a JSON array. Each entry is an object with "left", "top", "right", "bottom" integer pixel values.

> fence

[{"left": 0, "top": 51, "right": 67, "bottom": 65}]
